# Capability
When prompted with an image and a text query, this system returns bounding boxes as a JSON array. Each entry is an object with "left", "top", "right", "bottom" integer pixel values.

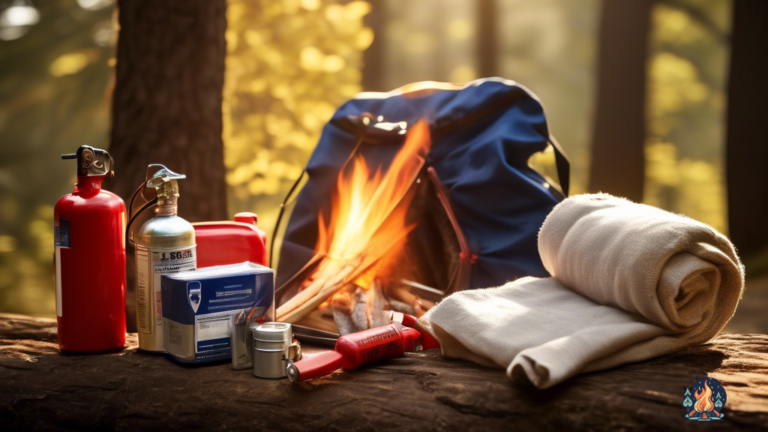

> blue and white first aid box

[{"left": 161, "top": 262, "right": 274, "bottom": 364}]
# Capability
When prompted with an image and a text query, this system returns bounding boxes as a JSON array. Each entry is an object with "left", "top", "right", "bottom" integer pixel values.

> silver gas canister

[
  {"left": 252, "top": 322, "right": 301, "bottom": 378},
  {"left": 135, "top": 166, "right": 196, "bottom": 352}
]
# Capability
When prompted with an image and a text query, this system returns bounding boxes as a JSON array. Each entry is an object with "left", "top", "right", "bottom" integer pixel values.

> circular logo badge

[{"left": 684, "top": 376, "right": 726, "bottom": 421}]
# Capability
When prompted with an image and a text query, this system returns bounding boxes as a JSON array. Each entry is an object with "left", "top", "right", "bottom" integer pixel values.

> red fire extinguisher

[
  {"left": 54, "top": 146, "right": 126, "bottom": 352},
  {"left": 286, "top": 313, "right": 440, "bottom": 382}
]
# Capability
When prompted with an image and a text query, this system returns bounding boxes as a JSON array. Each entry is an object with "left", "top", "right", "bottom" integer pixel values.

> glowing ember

[{"left": 276, "top": 120, "right": 432, "bottom": 324}]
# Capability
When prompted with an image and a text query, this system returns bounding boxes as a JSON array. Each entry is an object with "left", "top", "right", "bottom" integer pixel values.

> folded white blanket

[{"left": 418, "top": 194, "right": 744, "bottom": 389}]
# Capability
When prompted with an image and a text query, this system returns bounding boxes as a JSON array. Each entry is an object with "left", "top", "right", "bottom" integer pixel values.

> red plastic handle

[{"left": 287, "top": 351, "right": 344, "bottom": 383}]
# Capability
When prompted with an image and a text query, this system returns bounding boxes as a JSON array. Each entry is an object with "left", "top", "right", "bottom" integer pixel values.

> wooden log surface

[{"left": 0, "top": 313, "right": 766, "bottom": 431}]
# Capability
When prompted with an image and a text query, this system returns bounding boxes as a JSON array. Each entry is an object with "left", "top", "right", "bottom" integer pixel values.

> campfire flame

[
  {"left": 277, "top": 120, "right": 432, "bottom": 324},
  {"left": 694, "top": 380, "right": 714, "bottom": 413}
]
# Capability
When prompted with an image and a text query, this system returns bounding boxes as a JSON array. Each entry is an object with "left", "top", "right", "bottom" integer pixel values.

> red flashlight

[{"left": 286, "top": 314, "right": 439, "bottom": 383}]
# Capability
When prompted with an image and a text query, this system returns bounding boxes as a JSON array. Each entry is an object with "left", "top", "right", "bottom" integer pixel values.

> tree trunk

[
  {"left": 477, "top": 0, "right": 498, "bottom": 79},
  {"left": 726, "top": 0, "right": 768, "bottom": 258},
  {"left": 362, "top": 1, "right": 387, "bottom": 92},
  {"left": 108, "top": 0, "right": 228, "bottom": 223},
  {"left": 588, "top": 0, "right": 653, "bottom": 203}
]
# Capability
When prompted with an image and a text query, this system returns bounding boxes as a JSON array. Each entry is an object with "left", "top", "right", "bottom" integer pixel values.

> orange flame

[
  {"left": 694, "top": 380, "right": 714, "bottom": 413},
  {"left": 315, "top": 119, "right": 431, "bottom": 279},
  {"left": 276, "top": 120, "right": 431, "bottom": 324}
]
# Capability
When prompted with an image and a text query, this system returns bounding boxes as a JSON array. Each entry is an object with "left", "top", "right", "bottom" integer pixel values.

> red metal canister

[
  {"left": 192, "top": 212, "right": 268, "bottom": 268},
  {"left": 54, "top": 146, "right": 126, "bottom": 352}
]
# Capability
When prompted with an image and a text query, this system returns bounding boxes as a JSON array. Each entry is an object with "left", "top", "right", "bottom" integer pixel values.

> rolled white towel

[{"left": 418, "top": 194, "right": 744, "bottom": 389}]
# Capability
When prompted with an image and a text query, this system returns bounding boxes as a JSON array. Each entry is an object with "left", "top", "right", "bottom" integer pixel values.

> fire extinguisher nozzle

[
  {"left": 286, "top": 360, "right": 300, "bottom": 383},
  {"left": 288, "top": 350, "right": 344, "bottom": 383}
]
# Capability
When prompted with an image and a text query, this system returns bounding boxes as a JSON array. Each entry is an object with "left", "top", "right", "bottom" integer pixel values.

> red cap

[{"left": 234, "top": 212, "right": 258, "bottom": 225}]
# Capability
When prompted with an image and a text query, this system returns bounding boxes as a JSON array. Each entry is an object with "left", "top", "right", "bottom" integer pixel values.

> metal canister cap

[{"left": 253, "top": 322, "right": 292, "bottom": 342}]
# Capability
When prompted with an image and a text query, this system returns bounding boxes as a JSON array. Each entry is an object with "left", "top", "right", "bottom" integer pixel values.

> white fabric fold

[{"left": 418, "top": 193, "right": 744, "bottom": 389}]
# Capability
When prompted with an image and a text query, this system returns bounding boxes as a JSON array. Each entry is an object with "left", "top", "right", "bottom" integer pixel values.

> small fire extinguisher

[
  {"left": 286, "top": 313, "right": 440, "bottom": 382},
  {"left": 54, "top": 146, "right": 126, "bottom": 352}
]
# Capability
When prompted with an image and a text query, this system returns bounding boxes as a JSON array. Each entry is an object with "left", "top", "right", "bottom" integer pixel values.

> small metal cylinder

[
  {"left": 231, "top": 311, "right": 258, "bottom": 370},
  {"left": 252, "top": 322, "right": 299, "bottom": 379}
]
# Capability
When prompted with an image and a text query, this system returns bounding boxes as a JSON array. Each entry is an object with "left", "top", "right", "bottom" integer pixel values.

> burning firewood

[
  {"left": 295, "top": 306, "right": 337, "bottom": 334},
  {"left": 386, "top": 284, "right": 435, "bottom": 317},
  {"left": 331, "top": 280, "right": 390, "bottom": 335},
  {"left": 276, "top": 120, "right": 432, "bottom": 326},
  {"left": 387, "top": 298, "right": 415, "bottom": 316},
  {"left": 413, "top": 299, "right": 429, "bottom": 318},
  {"left": 276, "top": 258, "right": 361, "bottom": 324}
]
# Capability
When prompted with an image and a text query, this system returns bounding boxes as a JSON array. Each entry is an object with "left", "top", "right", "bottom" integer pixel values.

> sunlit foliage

[
  {"left": 496, "top": 0, "right": 600, "bottom": 196},
  {"left": 223, "top": 0, "right": 373, "bottom": 242},
  {"left": 644, "top": 2, "right": 730, "bottom": 233},
  {"left": 0, "top": 1, "right": 115, "bottom": 315}
]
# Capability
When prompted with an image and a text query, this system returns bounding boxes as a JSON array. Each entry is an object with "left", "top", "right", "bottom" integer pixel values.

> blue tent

[{"left": 274, "top": 78, "right": 569, "bottom": 297}]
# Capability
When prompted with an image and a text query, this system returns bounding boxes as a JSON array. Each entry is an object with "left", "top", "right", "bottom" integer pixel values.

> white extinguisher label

[
  {"left": 136, "top": 249, "right": 150, "bottom": 333},
  {"left": 136, "top": 247, "right": 196, "bottom": 338},
  {"left": 55, "top": 248, "right": 62, "bottom": 318},
  {"left": 54, "top": 219, "right": 70, "bottom": 318}
]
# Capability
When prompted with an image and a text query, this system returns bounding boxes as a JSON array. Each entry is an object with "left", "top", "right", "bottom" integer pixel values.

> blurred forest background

[{"left": 0, "top": 0, "right": 754, "bottom": 320}]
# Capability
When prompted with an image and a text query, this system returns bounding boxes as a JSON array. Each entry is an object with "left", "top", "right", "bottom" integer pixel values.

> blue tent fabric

[{"left": 276, "top": 78, "right": 566, "bottom": 291}]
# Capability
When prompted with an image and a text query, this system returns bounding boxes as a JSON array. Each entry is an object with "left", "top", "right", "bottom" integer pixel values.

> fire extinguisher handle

[{"left": 287, "top": 350, "right": 344, "bottom": 383}]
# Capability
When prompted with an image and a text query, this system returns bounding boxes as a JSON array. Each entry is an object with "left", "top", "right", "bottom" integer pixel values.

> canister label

[
  {"left": 54, "top": 219, "right": 71, "bottom": 249},
  {"left": 55, "top": 248, "right": 63, "bottom": 317},
  {"left": 136, "top": 247, "right": 196, "bottom": 337},
  {"left": 54, "top": 219, "right": 70, "bottom": 318}
]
